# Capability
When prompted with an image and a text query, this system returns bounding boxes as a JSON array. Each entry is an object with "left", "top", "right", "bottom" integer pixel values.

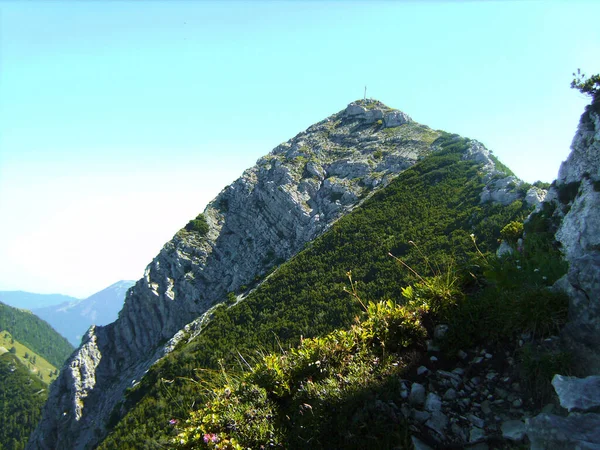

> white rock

[
  {"left": 501, "top": 420, "right": 525, "bottom": 441},
  {"left": 496, "top": 240, "right": 514, "bottom": 258},
  {"left": 384, "top": 110, "right": 412, "bottom": 127},
  {"left": 525, "top": 186, "right": 547, "bottom": 207},
  {"left": 410, "top": 383, "right": 427, "bottom": 406},
  {"left": 425, "top": 392, "right": 442, "bottom": 412},
  {"left": 552, "top": 375, "right": 600, "bottom": 412}
]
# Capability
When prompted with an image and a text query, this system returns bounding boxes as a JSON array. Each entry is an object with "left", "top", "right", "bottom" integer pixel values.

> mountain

[
  {"left": 29, "top": 99, "right": 547, "bottom": 449},
  {"left": 0, "top": 301, "right": 73, "bottom": 368},
  {"left": 32, "top": 281, "right": 135, "bottom": 346},
  {"left": 0, "top": 291, "right": 78, "bottom": 310}
]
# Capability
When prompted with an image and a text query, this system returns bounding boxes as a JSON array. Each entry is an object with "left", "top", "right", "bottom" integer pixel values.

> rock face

[
  {"left": 525, "top": 103, "right": 600, "bottom": 449},
  {"left": 552, "top": 104, "right": 600, "bottom": 374},
  {"left": 31, "top": 100, "right": 487, "bottom": 450}
]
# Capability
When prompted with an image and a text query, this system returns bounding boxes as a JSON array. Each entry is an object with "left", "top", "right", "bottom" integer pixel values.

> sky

[{"left": 0, "top": 1, "right": 599, "bottom": 298}]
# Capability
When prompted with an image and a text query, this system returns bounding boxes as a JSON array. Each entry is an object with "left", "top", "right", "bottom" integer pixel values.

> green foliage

[
  {"left": 0, "top": 353, "right": 48, "bottom": 450},
  {"left": 533, "top": 180, "right": 551, "bottom": 190},
  {"left": 519, "top": 343, "right": 572, "bottom": 405},
  {"left": 500, "top": 220, "right": 524, "bottom": 244},
  {"left": 0, "top": 302, "right": 73, "bottom": 368},
  {"left": 173, "top": 298, "right": 421, "bottom": 450},
  {"left": 571, "top": 68, "right": 600, "bottom": 101},
  {"left": 185, "top": 214, "right": 210, "bottom": 236},
  {"left": 445, "top": 227, "right": 569, "bottom": 352},
  {"left": 98, "top": 135, "right": 532, "bottom": 448}
]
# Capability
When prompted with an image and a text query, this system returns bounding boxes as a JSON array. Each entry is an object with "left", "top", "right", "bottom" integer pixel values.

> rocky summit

[{"left": 30, "top": 100, "right": 516, "bottom": 450}]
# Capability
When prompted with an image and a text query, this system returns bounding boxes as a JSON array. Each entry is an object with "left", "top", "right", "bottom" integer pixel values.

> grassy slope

[
  {"left": 0, "top": 331, "right": 59, "bottom": 384},
  {"left": 0, "top": 302, "right": 73, "bottom": 368},
  {"left": 0, "top": 353, "right": 48, "bottom": 450},
  {"left": 99, "top": 135, "right": 537, "bottom": 449}
]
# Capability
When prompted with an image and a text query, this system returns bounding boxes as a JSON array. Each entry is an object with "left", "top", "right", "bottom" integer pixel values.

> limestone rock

[
  {"left": 501, "top": 420, "right": 525, "bottom": 441},
  {"left": 462, "top": 140, "right": 495, "bottom": 172},
  {"left": 551, "top": 106, "right": 600, "bottom": 374},
  {"left": 496, "top": 240, "right": 514, "bottom": 258},
  {"left": 526, "top": 412, "right": 600, "bottom": 450},
  {"left": 425, "top": 411, "right": 448, "bottom": 437},
  {"left": 410, "top": 383, "right": 427, "bottom": 407},
  {"left": 424, "top": 392, "right": 442, "bottom": 412},
  {"left": 525, "top": 186, "right": 547, "bottom": 207},
  {"left": 480, "top": 176, "right": 522, "bottom": 205},
  {"left": 552, "top": 375, "right": 600, "bottom": 412},
  {"left": 384, "top": 110, "right": 412, "bottom": 127},
  {"left": 557, "top": 107, "right": 600, "bottom": 184}
]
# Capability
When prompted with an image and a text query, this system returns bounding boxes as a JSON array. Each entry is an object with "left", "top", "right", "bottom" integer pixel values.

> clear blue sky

[{"left": 1, "top": 1, "right": 598, "bottom": 298}]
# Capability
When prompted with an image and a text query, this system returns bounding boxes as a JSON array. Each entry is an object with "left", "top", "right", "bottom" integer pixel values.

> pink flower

[
  {"left": 203, "top": 433, "right": 219, "bottom": 443},
  {"left": 169, "top": 419, "right": 178, "bottom": 425}
]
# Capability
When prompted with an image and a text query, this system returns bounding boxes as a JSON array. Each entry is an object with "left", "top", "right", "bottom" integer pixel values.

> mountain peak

[{"left": 341, "top": 99, "right": 412, "bottom": 127}]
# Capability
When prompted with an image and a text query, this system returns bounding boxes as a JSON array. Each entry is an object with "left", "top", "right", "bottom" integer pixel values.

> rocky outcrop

[
  {"left": 27, "top": 100, "right": 461, "bottom": 450},
  {"left": 462, "top": 140, "right": 541, "bottom": 207},
  {"left": 525, "top": 375, "right": 600, "bottom": 449},
  {"left": 525, "top": 104, "right": 600, "bottom": 449},
  {"left": 551, "top": 104, "right": 600, "bottom": 374}
]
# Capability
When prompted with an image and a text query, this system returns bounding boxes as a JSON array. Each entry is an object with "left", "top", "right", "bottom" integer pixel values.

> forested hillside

[
  {"left": 0, "top": 302, "right": 73, "bottom": 368},
  {"left": 98, "top": 134, "right": 554, "bottom": 448},
  {"left": 0, "top": 353, "right": 48, "bottom": 450}
]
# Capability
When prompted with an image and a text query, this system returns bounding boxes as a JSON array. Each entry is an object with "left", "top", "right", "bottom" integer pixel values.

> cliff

[{"left": 525, "top": 102, "right": 600, "bottom": 448}]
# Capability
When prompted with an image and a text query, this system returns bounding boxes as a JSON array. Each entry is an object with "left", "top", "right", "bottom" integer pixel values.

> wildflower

[
  {"left": 169, "top": 419, "right": 178, "bottom": 425},
  {"left": 203, "top": 433, "right": 219, "bottom": 444}
]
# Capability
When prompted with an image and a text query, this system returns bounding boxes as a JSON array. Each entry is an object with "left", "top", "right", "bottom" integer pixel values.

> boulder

[
  {"left": 526, "top": 412, "right": 600, "bottom": 450},
  {"left": 552, "top": 375, "right": 600, "bottom": 412},
  {"left": 383, "top": 110, "right": 411, "bottom": 127}
]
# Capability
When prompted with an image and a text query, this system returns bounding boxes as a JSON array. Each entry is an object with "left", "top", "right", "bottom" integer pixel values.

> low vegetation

[{"left": 185, "top": 214, "right": 210, "bottom": 236}]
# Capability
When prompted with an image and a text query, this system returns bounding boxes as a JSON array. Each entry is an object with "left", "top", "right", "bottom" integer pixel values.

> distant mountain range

[
  {"left": 0, "top": 291, "right": 78, "bottom": 310},
  {"left": 31, "top": 280, "right": 135, "bottom": 346}
]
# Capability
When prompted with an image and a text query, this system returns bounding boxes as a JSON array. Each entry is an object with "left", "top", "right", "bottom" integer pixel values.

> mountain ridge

[
  {"left": 0, "top": 291, "right": 79, "bottom": 310},
  {"left": 28, "top": 100, "right": 538, "bottom": 449}
]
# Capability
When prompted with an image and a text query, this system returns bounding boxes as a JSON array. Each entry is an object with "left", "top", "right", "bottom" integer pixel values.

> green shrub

[
  {"left": 185, "top": 214, "right": 210, "bottom": 236},
  {"left": 533, "top": 180, "right": 551, "bottom": 190},
  {"left": 500, "top": 221, "right": 524, "bottom": 244}
]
